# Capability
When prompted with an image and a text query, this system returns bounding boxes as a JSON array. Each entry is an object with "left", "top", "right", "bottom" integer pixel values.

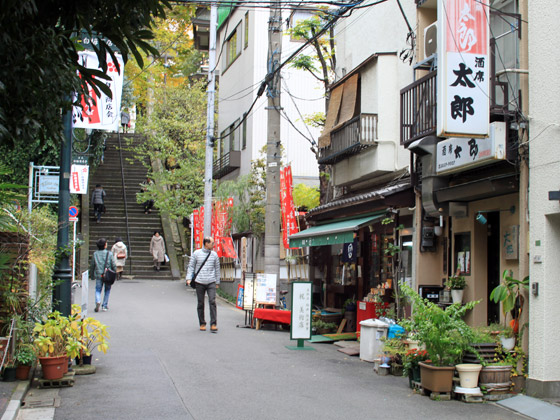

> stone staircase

[{"left": 88, "top": 133, "right": 172, "bottom": 279}]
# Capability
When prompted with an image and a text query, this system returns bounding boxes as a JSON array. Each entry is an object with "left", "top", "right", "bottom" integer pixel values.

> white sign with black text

[{"left": 290, "top": 282, "right": 312, "bottom": 340}]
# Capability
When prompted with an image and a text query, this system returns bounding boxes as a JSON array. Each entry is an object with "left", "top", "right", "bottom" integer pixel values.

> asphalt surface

[{"left": 19, "top": 279, "right": 524, "bottom": 420}]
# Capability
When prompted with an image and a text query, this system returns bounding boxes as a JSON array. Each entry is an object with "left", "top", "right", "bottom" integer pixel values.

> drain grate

[{"left": 22, "top": 396, "right": 60, "bottom": 408}]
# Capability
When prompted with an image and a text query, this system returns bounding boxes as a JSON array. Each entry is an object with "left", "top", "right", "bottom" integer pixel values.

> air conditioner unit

[{"left": 424, "top": 21, "right": 437, "bottom": 59}]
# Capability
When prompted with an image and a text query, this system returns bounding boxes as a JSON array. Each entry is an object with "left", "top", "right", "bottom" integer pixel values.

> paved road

[{"left": 21, "top": 279, "right": 522, "bottom": 420}]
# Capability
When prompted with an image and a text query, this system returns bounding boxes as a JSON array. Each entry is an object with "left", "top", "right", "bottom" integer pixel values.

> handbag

[
  {"left": 117, "top": 251, "right": 126, "bottom": 259},
  {"left": 101, "top": 252, "right": 117, "bottom": 285},
  {"left": 188, "top": 251, "right": 211, "bottom": 289}
]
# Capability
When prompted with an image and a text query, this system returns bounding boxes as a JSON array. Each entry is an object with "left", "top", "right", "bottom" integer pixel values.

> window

[
  {"left": 225, "top": 24, "right": 242, "bottom": 69},
  {"left": 242, "top": 113, "right": 247, "bottom": 150},
  {"left": 244, "top": 12, "right": 249, "bottom": 49}
]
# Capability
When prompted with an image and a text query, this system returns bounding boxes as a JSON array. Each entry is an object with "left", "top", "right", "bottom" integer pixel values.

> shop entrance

[{"left": 487, "top": 211, "right": 500, "bottom": 324}]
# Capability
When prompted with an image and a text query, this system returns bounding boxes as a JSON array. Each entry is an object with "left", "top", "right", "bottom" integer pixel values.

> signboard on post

[
  {"left": 287, "top": 281, "right": 314, "bottom": 350},
  {"left": 243, "top": 274, "right": 255, "bottom": 311},
  {"left": 70, "top": 164, "right": 89, "bottom": 194}
]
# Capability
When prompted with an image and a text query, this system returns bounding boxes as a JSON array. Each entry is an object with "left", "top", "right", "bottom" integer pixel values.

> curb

[{"left": 0, "top": 380, "right": 30, "bottom": 420}]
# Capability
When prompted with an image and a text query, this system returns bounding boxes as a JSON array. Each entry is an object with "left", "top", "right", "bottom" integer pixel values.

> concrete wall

[{"left": 527, "top": 0, "right": 560, "bottom": 396}]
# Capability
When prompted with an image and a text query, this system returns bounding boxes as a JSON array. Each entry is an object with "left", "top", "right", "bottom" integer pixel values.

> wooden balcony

[
  {"left": 318, "top": 113, "right": 378, "bottom": 165},
  {"left": 400, "top": 70, "right": 437, "bottom": 147},
  {"left": 213, "top": 150, "right": 241, "bottom": 179}
]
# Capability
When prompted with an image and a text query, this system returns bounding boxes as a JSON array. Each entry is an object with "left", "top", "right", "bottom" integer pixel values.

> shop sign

[
  {"left": 38, "top": 175, "right": 59, "bottom": 194},
  {"left": 436, "top": 122, "right": 505, "bottom": 174},
  {"left": 502, "top": 225, "right": 519, "bottom": 260},
  {"left": 70, "top": 164, "right": 89, "bottom": 194},
  {"left": 437, "top": 0, "right": 490, "bottom": 138},
  {"left": 290, "top": 282, "right": 312, "bottom": 340}
]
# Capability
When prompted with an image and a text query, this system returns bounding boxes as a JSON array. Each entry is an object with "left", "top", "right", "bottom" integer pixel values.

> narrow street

[{"left": 19, "top": 279, "right": 522, "bottom": 420}]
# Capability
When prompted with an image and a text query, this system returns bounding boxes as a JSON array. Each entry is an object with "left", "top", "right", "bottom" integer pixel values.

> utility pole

[
  {"left": 264, "top": 4, "right": 282, "bottom": 278},
  {"left": 52, "top": 107, "right": 73, "bottom": 316},
  {"left": 203, "top": 3, "right": 218, "bottom": 237}
]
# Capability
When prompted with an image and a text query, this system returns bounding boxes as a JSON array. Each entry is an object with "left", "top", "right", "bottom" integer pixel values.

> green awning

[{"left": 288, "top": 212, "right": 385, "bottom": 248}]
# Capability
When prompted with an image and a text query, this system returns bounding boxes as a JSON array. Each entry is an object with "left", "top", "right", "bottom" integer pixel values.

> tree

[{"left": 0, "top": 0, "right": 171, "bottom": 152}]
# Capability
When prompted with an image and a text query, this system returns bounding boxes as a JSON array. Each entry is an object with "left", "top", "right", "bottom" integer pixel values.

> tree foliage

[
  {"left": 0, "top": 0, "right": 171, "bottom": 151},
  {"left": 292, "top": 183, "right": 320, "bottom": 211}
]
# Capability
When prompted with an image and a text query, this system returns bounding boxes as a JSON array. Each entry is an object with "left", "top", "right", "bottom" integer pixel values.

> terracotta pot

[
  {"left": 39, "top": 355, "right": 67, "bottom": 380},
  {"left": 455, "top": 363, "right": 482, "bottom": 388},
  {"left": 419, "top": 362, "right": 455, "bottom": 393},
  {"left": 15, "top": 365, "right": 31, "bottom": 380}
]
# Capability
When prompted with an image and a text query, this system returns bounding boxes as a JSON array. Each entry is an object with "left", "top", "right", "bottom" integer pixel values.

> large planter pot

[
  {"left": 2, "top": 367, "right": 17, "bottom": 382},
  {"left": 451, "top": 289, "right": 464, "bottom": 304},
  {"left": 419, "top": 362, "right": 455, "bottom": 393},
  {"left": 39, "top": 355, "right": 67, "bottom": 380},
  {"left": 455, "top": 363, "right": 482, "bottom": 388},
  {"left": 500, "top": 336, "right": 516, "bottom": 351},
  {"left": 15, "top": 365, "right": 31, "bottom": 380},
  {"left": 479, "top": 365, "right": 512, "bottom": 392}
]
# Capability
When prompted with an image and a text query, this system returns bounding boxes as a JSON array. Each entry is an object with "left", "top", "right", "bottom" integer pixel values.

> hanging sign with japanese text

[
  {"left": 72, "top": 51, "right": 124, "bottom": 132},
  {"left": 70, "top": 164, "right": 89, "bottom": 194},
  {"left": 437, "top": 0, "right": 489, "bottom": 138},
  {"left": 436, "top": 121, "right": 505, "bottom": 174},
  {"left": 280, "top": 166, "right": 299, "bottom": 250},
  {"left": 290, "top": 282, "right": 312, "bottom": 340}
]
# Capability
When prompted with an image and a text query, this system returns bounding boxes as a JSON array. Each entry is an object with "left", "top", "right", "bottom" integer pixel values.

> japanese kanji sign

[
  {"left": 70, "top": 164, "right": 89, "bottom": 194},
  {"left": 280, "top": 166, "right": 299, "bottom": 249},
  {"left": 502, "top": 225, "right": 519, "bottom": 260},
  {"left": 436, "top": 122, "right": 506, "bottom": 174},
  {"left": 72, "top": 51, "right": 125, "bottom": 132},
  {"left": 290, "top": 282, "right": 312, "bottom": 340},
  {"left": 437, "top": 0, "right": 489, "bottom": 137}
]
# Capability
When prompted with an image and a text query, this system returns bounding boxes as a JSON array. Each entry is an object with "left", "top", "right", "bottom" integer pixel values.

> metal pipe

[{"left": 117, "top": 132, "right": 132, "bottom": 275}]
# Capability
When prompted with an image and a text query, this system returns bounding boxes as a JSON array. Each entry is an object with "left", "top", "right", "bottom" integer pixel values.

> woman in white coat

[
  {"left": 150, "top": 231, "right": 165, "bottom": 271},
  {"left": 111, "top": 237, "right": 128, "bottom": 280}
]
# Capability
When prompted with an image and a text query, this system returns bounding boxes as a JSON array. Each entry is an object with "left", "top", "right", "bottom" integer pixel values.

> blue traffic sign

[{"left": 69, "top": 206, "right": 79, "bottom": 217}]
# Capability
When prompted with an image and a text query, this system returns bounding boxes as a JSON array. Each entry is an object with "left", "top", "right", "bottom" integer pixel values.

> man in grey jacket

[{"left": 186, "top": 237, "right": 221, "bottom": 332}]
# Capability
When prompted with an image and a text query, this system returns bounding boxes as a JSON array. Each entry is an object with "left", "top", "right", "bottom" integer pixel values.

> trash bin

[{"left": 359, "top": 319, "right": 389, "bottom": 362}]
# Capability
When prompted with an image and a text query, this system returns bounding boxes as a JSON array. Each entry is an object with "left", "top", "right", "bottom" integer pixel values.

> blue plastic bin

[{"left": 387, "top": 324, "right": 405, "bottom": 339}]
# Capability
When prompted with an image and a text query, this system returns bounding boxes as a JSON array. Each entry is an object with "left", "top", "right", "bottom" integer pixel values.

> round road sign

[{"left": 69, "top": 206, "right": 79, "bottom": 217}]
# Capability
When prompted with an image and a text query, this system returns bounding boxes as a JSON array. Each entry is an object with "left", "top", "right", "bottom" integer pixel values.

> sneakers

[
  {"left": 95, "top": 303, "right": 100, "bottom": 312},
  {"left": 211, "top": 324, "right": 218, "bottom": 332},
  {"left": 102, "top": 307, "right": 108, "bottom": 312},
  {"left": 199, "top": 324, "right": 206, "bottom": 331}
]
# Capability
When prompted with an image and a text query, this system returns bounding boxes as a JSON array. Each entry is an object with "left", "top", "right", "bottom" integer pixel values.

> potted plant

[
  {"left": 490, "top": 270, "right": 529, "bottom": 337},
  {"left": 402, "top": 348, "right": 428, "bottom": 387},
  {"left": 400, "top": 283, "right": 478, "bottom": 393},
  {"left": 33, "top": 311, "right": 85, "bottom": 380},
  {"left": 312, "top": 319, "right": 337, "bottom": 335},
  {"left": 381, "top": 337, "right": 407, "bottom": 376},
  {"left": 445, "top": 271, "right": 466, "bottom": 304},
  {"left": 14, "top": 343, "right": 35, "bottom": 380}
]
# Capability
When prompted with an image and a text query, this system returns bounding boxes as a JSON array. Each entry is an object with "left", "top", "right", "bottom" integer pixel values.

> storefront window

[{"left": 454, "top": 232, "right": 471, "bottom": 275}]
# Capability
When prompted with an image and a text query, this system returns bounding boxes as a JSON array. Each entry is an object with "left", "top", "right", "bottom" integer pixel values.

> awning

[{"left": 288, "top": 212, "right": 385, "bottom": 248}]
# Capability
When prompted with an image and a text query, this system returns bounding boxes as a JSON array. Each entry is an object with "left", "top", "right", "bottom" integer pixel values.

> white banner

[
  {"left": 70, "top": 164, "right": 89, "bottom": 194},
  {"left": 72, "top": 51, "right": 125, "bottom": 132},
  {"left": 437, "top": 0, "right": 490, "bottom": 138}
]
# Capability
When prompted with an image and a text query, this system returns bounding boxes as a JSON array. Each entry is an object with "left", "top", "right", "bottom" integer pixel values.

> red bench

[{"left": 253, "top": 308, "right": 291, "bottom": 330}]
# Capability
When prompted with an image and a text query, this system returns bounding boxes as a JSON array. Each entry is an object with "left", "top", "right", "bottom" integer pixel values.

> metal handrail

[{"left": 117, "top": 133, "right": 132, "bottom": 275}]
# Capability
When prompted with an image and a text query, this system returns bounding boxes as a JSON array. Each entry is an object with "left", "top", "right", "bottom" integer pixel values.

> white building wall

[
  {"left": 217, "top": 8, "right": 321, "bottom": 184},
  {"left": 528, "top": 0, "right": 560, "bottom": 390}
]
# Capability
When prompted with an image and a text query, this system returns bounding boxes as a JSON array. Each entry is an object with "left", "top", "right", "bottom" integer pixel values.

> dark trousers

[
  {"left": 195, "top": 282, "right": 217, "bottom": 326},
  {"left": 93, "top": 203, "right": 104, "bottom": 221}
]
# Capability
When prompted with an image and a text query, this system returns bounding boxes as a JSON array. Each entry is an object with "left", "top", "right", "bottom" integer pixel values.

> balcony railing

[
  {"left": 318, "top": 113, "right": 378, "bottom": 165},
  {"left": 400, "top": 70, "right": 437, "bottom": 146},
  {"left": 213, "top": 150, "right": 241, "bottom": 179}
]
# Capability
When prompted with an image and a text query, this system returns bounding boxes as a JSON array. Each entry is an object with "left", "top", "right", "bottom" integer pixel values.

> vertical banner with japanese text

[
  {"left": 437, "top": 0, "right": 489, "bottom": 138},
  {"left": 280, "top": 166, "right": 299, "bottom": 250},
  {"left": 72, "top": 51, "right": 124, "bottom": 132}
]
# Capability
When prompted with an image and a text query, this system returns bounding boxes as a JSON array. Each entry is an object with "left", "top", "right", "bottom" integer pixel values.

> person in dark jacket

[
  {"left": 90, "top": 238, "right": 116, "bottom": 312},
  {"left": 91, "top": 184, "right": 106, "bottom": 223},
  {"left": 186, "top": 237, "right": 221, "bottom": 332}
]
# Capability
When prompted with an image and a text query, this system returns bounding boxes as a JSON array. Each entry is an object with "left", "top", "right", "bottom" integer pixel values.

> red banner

[
  {"left": 280, "top": 166, "right": 299, "bottom": 249},
  {"left": 206, "top": 198, "right": 235, "bottom": 257}
]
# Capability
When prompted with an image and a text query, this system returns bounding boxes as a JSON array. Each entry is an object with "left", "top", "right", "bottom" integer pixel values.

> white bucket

[{"left": 455, "top": 363, "right": 483, "bottom": 388}]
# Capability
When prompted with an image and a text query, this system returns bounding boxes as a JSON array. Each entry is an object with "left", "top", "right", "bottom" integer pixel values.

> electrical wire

[{"left": 281, "top": 77, "right": 317, "bottom": 144}]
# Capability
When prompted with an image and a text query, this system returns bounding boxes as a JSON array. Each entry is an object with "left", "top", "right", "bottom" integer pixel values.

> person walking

[
  {"left": 111, "top": 237, "right": 128, "bottom": 281},
  {"left": 139, "top": 178, "right": 155, "bottom": 214},
  {"left": 186, "top": 237, "right": 221, "bottom": 332},
  {"left": 91, "top": 184, "right": 106, "bottom": 223},
  {"left": 90, "top": 238, "right": 116, "bottom": 312},
  {"left": 150, "top": 231, "right": 165, "bottom": 271}
]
